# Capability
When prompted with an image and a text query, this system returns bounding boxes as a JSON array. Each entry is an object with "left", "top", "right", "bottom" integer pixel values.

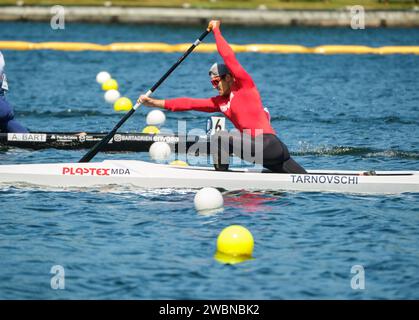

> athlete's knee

[
  {"left": 210, "top": 130, "right": 230, "bottom": 165},
  {"left": 211, "top": 130, "right": 231, "bottom": 150}
]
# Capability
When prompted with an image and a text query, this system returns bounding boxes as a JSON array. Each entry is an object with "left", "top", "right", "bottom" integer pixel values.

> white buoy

[
  {"left": 194, "top": 187, "right": 224, "bottom": 212},
  {"left": 149, "top": 141, "right": 171, "bottom": 161},
  {"left": 96, "top": 71, "right": 111, "bottom": 84},
  {"left": 146, "top": 110, "right": 166, "bottom": 126},
  {"left": 104, "top": 89, "right": 120, "bottom": 103}
]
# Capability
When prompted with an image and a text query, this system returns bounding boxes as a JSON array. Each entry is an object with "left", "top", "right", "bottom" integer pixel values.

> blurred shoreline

[{"left": 1, "top": 6, "right": 419, "bottom": 27}]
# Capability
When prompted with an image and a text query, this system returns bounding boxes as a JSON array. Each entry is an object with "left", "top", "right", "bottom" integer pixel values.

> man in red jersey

[{"left": 139, "top": 20, "right": 306, "bottom": 174}]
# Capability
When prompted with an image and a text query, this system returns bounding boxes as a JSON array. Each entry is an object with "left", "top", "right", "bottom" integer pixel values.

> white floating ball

[
  {"left": 96, "top": 71, "right": 111, "bottom": 84},
  {"left": 104, "top": 89, "right": 121, "bottom": 103},
  {"left": 146, "top": 109, "right": 166, "bottom": 126},
  {"left": 149, "top": 141, "right": 171, "bottom": 161},
  {"left": 194, "top": 187, "right": 224, "bottom": 212}
]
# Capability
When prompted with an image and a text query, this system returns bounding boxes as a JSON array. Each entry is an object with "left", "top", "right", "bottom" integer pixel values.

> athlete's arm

[
  {"left": 164, "top": 97, "right": 220, "bottom": 113},
  {"left": 209, "top": 21, "right": 254, "bottom": 88},
  {"left": 139, "top": 95, "right": 220, "bottom": 113}
]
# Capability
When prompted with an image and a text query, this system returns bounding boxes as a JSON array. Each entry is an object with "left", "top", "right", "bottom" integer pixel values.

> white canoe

[{"left": 0, "top": 160, "right": 418, "bottom": 194}]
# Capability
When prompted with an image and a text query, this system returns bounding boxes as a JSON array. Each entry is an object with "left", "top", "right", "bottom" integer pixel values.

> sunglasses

[{"left": 210, "top": 75, "right": 225, "bottom": 88}]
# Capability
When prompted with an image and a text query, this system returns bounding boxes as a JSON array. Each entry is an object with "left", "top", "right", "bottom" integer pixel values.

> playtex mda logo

[{"left": 62, "top": 167, "right": 130, "bottom": 176}]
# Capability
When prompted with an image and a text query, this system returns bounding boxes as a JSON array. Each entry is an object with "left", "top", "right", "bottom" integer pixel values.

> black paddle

[{"left": 79, "top": 27, "right": 211, "bottom": 163}]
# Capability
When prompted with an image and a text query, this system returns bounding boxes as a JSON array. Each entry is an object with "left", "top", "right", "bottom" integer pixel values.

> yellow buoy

[
  {"left": 142, "top": 125, "right": 160, "bottom": 134},
  {"left": 102, "top": 78, "right": 118, "bottom": 91},
  {"left": 113, "top": 97, "right": 132, "bottom": 112},
  {"left": 216, "top": 225, "right": 254, "bottom": 257},
  {"left": 169, "top": 160, "right": 189, "bottom": 167},
  {"left": 214, "top": 251, "right": 253, "bottom": 265}
]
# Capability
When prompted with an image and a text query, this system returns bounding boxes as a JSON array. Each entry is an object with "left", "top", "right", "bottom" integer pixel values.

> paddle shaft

[{"left": 79, "top": 28, "right": 211, "bottom": 163}]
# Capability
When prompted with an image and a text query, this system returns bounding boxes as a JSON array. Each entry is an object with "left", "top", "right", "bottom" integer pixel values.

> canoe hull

[{"left": 0, "top": 160, "right": 418, "bottom": 194}]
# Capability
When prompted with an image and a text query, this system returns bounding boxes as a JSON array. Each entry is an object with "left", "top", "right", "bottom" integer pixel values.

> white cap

[
  {"left": 0, "top": 51, "right": 7, "bottom": 92},
  {"left": 209, "top": 62, "right": 230, "bottom": 78},
  {"left": 0, "top": 51, "right": 5, "bottom": 75}
]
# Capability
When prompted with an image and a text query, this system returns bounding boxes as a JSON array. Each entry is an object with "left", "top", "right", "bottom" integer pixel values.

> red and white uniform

[{"left": 164, "top": 27, "right": 274, "bottom": 137}]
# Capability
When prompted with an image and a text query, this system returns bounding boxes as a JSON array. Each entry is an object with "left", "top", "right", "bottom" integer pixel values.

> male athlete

[
  {"left": 139, "top": 20, "right": 306, "bottom": 173},
  {"left": 0, "top": 51, "right": 28, "bottom": 133}
]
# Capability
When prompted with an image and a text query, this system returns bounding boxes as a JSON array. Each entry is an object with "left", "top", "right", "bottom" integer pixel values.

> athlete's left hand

[{"left": 138, "top": 95, "right": 165, "bottom": 108}]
